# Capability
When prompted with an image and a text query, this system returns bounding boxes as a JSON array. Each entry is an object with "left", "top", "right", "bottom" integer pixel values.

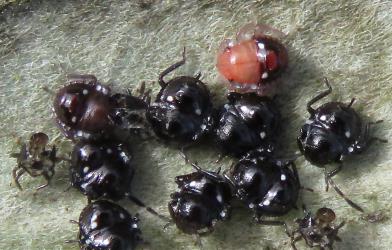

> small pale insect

[
  {"left": 290, "top": 207, "right": 345, "bottom": 250},
  {"left": 11, "top": 132, "right": 59, "bottom": 191}
]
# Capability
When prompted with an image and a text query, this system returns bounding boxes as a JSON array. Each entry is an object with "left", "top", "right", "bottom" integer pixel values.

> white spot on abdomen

[
  {"left": 90, "top": 221, "right": 98, "bottom": 229},
  {"left": 240, "top": 105, "right": 250, "bottom": 114},
  {"left": 216, "top": 194, "right": 223, "bottom": 203},
  {"left": 263, "top": 200, "right": 270, "bottom": 206},
  {"left": 91, "top": 213, "right": 98, "bottom": 222},
  {"left": 83, "top": 166, "right": 89, "bottom": 173},
  {"left": 230, "top": 56, "right": 236, "bottom": 65}
]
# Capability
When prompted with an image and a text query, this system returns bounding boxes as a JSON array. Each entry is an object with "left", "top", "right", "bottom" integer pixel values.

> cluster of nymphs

[{"left": 11, "top": 23, "right": 386, "bottom": 250}]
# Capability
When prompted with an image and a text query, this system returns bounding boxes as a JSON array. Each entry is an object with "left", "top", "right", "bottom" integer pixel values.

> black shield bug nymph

[
  {"left": 168, "top": 157, "right": 232, "bottom": 236},
  {"left": 11, "top": 132, "right": 61, "bottom": 190},
  {"left": 226, "top": 148, "right": 300, "bottom": 232},
  {"left": 146, "top": 49, "right": 214, "bottom": 146},
  {"left": 214, "top": 92, "right": 281, "bottom": 158},
  {"left": 70, "top": 139, "right": 166, "bottom": 220},
  {"left": 71, "top": 200, "right": 142, "bottom": 250},
  {"left": 70, "top": 140, "right": 135, "bottom": 201},
  {"left": 53, "top": 74, "right": 115, "bottom": 141},
  {"left": 297, "top": 78, "right": 387, "bottom": 212},
  {"left": 53, "top": 74, "right": 151, "bottom": 142}
]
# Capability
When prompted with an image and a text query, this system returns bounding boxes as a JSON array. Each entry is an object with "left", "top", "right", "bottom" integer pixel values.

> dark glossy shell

[
  {"left": 78, "top": 200, "right": 141, "bottom": 250},
  {"left": 214, "top": 92, "right": 281, "bottom": 157},
  {"left": 54, "top": 74, "right": 150, "bottom": 141},
  {"left": 253, "top": 35, "right": 288, "bottom": 81},
  {"left": 168, "top": 171, "right": 232, "bottom": 234},
  {"left": 230, "top": 149, "right": 299, "bottom": 217},
  {"left": 313, "top": 102, "right": 362, "bottom": 140},
  {"left": 146, "top": 76, "right": 214, "bottom": 143},
  {"left": 298, "top": 102, "right": 363, "bottom": 166},
  {"left": 53, "top": 81, "right": 114, "bottom": 141},
  {"left": 70, "top": 140, "right": 134, "bottom": 201}
]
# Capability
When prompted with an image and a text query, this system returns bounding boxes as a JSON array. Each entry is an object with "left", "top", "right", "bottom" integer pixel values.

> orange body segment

[{"left": 217, "top": 40, "right": 262, "bottom": 84}]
